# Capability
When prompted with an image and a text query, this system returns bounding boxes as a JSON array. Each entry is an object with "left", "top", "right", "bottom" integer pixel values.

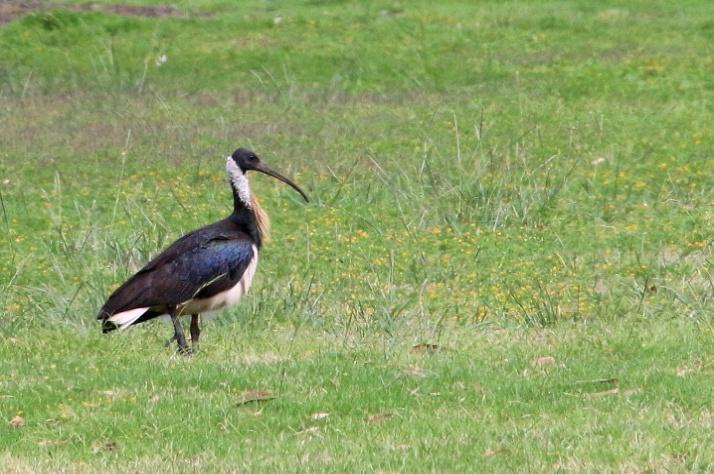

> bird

[{"left": 97, "top": 148, "right": 309, "bottom": 354}]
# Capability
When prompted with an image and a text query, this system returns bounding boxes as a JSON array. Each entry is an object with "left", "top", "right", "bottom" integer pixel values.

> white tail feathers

[{"left": 107, "top": 307, "right": 149, "bottom": 330}]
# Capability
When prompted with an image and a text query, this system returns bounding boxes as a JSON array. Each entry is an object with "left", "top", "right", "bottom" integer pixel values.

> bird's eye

[{"left": 250, "top": 155, "right": 258, "bottom": 161}]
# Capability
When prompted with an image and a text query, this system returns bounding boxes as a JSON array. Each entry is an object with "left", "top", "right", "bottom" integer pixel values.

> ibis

[{"left": 97, "top": 148, "right": 308, "bottom": 353}]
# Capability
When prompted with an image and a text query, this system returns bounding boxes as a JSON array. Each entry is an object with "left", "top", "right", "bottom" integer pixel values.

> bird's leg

[
  {"left": 169, "top": 307, "right": 190, "bottom": 355},
  {"left": 190, "top": 314, "right": 200, "bottom": 352}
]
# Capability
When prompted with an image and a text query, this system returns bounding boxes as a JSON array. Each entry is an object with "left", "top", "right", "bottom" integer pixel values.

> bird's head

[{"left": 229, "top": 148, "right": 309, "bottom": 202}]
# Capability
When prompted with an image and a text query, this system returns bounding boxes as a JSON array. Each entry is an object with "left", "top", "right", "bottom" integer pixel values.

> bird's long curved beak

[{"left": 254, "top": 162, "right": 309, "bottom": 202}]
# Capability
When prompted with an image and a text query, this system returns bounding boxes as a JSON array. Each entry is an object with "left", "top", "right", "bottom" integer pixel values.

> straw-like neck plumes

[
  {"left": 226, "top": 157, "right": 251, "bottom": 210},
  {"left": 226, "top": 157, "right": 269, "bottom": 244},
  {"left": 250, "top": 194, "right": 270, "bottom": 242}
]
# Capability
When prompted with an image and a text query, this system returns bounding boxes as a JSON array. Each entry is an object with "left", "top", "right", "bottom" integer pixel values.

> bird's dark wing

[
  {"left": 170, "top": 236, "right": 256, "bottom": 298},
  {"left": 98, "top": 220, "right": 255, "bottom": 321}
]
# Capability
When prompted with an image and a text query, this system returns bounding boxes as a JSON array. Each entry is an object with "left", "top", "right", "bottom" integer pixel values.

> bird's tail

[{"left": 101, "top": 307, "right": 150, "bottom": 333}]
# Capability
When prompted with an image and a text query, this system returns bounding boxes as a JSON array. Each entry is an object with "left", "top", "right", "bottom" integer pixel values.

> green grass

[
  {"left": 1, "top": 0, "right": 713, "bottom": 471},
  {"left": 2, "top": 318, "right": 712, "bottom": 471}
]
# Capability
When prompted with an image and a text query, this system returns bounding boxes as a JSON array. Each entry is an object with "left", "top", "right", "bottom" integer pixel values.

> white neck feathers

[{"left": 226, "top": 157, "right": 252, "bottom": 209}]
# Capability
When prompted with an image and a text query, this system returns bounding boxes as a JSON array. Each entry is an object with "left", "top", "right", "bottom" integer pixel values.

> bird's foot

[
  {"left": 178, "top": 345, "right": 194, "bottom": 357},
  {"left": 165, "top": 333, "right": 191, "bottom": 355},
  {"left": 173, "top": 333, "right": 192, "bottom": 356},
  {"left": 164, "top": 334, "right": 177, "bottom": 347}
]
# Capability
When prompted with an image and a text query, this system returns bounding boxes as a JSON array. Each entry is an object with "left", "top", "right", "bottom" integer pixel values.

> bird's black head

[
  {"left": 230, "top": 148, "right": 309, "bottom": 202},
  {"left": 231, "top": 148, "right": 260, "bottom": 172}
]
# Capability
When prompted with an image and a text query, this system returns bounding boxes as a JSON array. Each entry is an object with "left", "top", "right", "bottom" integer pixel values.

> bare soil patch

[{"left": 0, "top": 1, "right": 185, "bottom": 25}]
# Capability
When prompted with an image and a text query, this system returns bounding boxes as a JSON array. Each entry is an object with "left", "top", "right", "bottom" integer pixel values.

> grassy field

[{"left": 1, "top": 0, "right": 713, "bottom": 471}]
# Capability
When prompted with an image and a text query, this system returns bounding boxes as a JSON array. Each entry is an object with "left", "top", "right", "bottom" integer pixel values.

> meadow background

[{"left": 0, "top": 0, "right": 713, "bottom": 471}]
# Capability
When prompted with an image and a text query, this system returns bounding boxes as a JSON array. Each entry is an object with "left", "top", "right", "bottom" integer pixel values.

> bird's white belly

[{"left": 177, "top": 247, "right": 258, "bottom": 316}]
